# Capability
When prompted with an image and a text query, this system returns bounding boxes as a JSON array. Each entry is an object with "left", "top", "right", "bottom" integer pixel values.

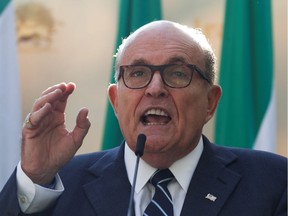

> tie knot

[{"left": 150, "top": 169, "right": 174, "bottom": 187}]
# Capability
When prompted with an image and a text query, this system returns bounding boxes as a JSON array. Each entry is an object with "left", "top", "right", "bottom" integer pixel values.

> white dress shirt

[
  {"left": 125, "top": 137, "right": 203, "bottom": 216},
  {"left": 16, "top": 162, "right": 64, "bottom": 213},
  {"left": 17, "top": 137, "right": 203, "bottom": 214}
]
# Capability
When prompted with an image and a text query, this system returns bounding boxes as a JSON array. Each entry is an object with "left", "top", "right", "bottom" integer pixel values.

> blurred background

[
  {"left": 0, "top": 0, "right": 286, "bottom": 189},
  {"left": 14, "top": 0, "right": 286, "bottom": 154}
]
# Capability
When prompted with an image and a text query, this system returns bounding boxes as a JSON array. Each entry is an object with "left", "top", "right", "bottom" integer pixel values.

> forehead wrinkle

[
  {"left": 123, "top": 39, "right": 202, "bottom": 65},
  {"left": 165, "top": 41, "right": 206, "bottom": 66}
]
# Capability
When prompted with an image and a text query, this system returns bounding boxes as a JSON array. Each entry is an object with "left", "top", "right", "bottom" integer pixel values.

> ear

[
  {"left": 107, "top": 84, "right": 119, "bottom": 117},
  {"left": 205, "top": 85, "right": 222, "bottom": 123}
]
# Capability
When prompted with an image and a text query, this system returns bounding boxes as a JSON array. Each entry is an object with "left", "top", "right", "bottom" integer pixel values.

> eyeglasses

[{"left": 118, "top": 64, "right": 210, "bottom": 89}]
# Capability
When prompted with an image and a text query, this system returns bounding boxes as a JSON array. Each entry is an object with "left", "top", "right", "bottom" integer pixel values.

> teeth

[
  {"left": 146, "top": 122, "right": 166, "bottom": 126},
  {"left": 142, "top": 108, "right": 171, "bottom": 126},
  {"left": 145, "top": 108, "right": 168, "bottom": 116}
]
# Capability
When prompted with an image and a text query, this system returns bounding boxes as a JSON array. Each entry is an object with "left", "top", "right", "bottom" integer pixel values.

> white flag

[{"left": 0, "top": 0, "right": 21, "bottom": 190}]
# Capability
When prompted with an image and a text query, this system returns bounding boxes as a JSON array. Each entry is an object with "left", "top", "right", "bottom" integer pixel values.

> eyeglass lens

[{"left": 122, "top": 64, "right": 193, "bottom": 89}]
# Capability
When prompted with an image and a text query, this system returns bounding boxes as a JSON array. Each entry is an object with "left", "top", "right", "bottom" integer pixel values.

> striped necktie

[{"left": 143, "top": 169, "right": 174, "bottom": 216}]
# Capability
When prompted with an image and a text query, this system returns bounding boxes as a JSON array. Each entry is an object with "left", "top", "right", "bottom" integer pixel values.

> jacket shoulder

[{"left": 59, "top": 145, "right": 123, "bottom": 183}]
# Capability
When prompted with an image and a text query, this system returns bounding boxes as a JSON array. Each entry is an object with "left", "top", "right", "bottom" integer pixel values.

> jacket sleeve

[
  {"left": 273, "top": 185, "right": 287, "bottom": 216},
  {"left": 0, "top": 168, "right": 56, "bottom": 216},
  {"left": 0, "top": 168, "right": 22, "bottom": 216}
]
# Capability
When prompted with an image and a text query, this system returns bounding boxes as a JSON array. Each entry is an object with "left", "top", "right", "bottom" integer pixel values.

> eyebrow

[
  {"left": 130, "top": 56, "right": 189, "bottom": 66},
  {"left": 165, "top": 56, "right": 189, "bottom": 64},
  {"left": 130, "top": 58, "right": 149, "bottom": 65}
]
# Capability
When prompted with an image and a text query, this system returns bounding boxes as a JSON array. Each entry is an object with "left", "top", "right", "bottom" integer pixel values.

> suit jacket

[{"left": 0, "top": 135, "right": 287, "bottom": 216}]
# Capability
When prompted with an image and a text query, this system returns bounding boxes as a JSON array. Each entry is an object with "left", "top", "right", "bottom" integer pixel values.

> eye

[
  {"left": 164, "top": 65, "right": 191, "bottom": 84},
  {"left": 127, "top": 66, "right": 150, "bottom": 79},
  {"left": 129, "top": 70, "right": 145, "bottom": 77},
  {"left": 171, "top": 70, "right": 187, "bottom": 78}
]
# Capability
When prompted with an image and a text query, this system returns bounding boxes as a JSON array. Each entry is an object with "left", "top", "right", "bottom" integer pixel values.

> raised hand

[{"left": 21, "top": 82, "right": 91, "bottom": 185}]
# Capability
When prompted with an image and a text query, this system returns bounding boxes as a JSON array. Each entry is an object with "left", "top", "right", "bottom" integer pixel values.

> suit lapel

[
  {"left": 80, "top": 137, "right": 241, "bottom": 216},
  {"left": 181, "top": 136, "right": 241, "bottom": 216},
  {"left": 82, "top": 144, "right": 132, "bottom": 216}
]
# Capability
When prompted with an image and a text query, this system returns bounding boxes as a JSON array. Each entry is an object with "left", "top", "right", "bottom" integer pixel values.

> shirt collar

[{"left": 124, "top": 136, "right": 204, "bottom": 193}]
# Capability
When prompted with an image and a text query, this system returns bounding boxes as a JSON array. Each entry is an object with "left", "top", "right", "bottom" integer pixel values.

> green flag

[
  {"left": 101, "top": 0, "right": 162, "bottom": 150},
  {"left": 215, "top": 0, "right": 275, "bottom": 151},
  {"left": 0, "top": 0, "right": 21, "bottom": 189}
]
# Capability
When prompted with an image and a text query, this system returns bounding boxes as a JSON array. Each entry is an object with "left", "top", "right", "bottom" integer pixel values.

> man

[{"left": 0, "top": 20, "right": 286, "bottom": 216}]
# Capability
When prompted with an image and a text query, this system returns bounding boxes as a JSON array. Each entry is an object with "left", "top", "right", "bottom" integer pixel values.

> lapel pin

[{"left": 205, "top": 193, "right": 217, "bottom": 202}]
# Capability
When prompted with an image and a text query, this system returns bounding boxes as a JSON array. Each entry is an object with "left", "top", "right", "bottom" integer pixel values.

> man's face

[{"left": 108, "top": 24, "right": 221, "bottom": 168}]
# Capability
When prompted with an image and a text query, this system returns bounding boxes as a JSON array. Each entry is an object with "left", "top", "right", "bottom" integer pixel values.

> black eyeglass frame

[{"left": 118, "top": 64, "right": 211, "bottom": 89}]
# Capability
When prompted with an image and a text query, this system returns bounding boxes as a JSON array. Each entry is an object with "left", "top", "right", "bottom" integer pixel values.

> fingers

[
  {"left": 71, "top": 108, "right": 91, "bottom": 150},
  {"left": 24, "top": 83, "right": 75, "bottom": 129},
  {"left": 60, "top": 82, "right": 76, "bottom": 101},
  {"left": 23, "top": 103, "right": 52, "bottom": 129},
  {"left": 27, "top": 103, "right": 52, "bottom": 128},
  {"left": 40, "top": 82, "right": 75, "bottom": 97},
  {"left": 33, "top": 83, "right": 75, "bottom": 113},
  {"left": 21, "top": 83, "right": 89, "bottom": 185}
]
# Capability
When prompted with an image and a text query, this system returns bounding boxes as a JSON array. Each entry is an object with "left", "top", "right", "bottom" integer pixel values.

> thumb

[{"left": 71, "top": 107, "right": 91, "bottom": 149}]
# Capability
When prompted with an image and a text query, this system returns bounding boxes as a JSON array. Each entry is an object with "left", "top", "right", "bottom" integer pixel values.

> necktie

[{"left": 143, "top": 169, "right": 174, "bottom": 216}]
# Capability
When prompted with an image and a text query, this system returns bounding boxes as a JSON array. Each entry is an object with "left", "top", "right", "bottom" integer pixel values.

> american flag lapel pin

[{"left": 205, "top": 193, "right": 217, "bottom": 202}]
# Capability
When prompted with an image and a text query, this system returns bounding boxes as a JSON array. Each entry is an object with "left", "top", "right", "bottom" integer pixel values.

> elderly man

[{"left": 0, "top": 20, "right": 286, "bottom": 216}]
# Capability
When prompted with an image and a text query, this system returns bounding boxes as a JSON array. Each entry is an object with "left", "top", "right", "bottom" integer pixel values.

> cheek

[
  {"left": 177, "top": 91, "right": 208, "bottom": 128},
  {"left": 116, "top": 89, "right": 141, "bottom": 125}
]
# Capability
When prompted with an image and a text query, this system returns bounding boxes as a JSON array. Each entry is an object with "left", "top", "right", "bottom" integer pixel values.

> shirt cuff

[{"left": 16, "top": 162, "right": 64, "bottom": 213}]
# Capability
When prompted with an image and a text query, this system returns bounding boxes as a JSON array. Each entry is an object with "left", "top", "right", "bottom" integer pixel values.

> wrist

[{"left": 41, "top": 177, "right": 56, "bottom": 189}]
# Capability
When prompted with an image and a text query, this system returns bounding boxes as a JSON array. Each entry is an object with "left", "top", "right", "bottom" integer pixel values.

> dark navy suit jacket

[{"left": 0, "top": 136, "right": 287, "bottom": 215}]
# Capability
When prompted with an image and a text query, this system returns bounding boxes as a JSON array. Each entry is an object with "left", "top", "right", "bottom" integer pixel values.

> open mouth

[{"left": 141, "top": 108, "right": 171, "bottom": 126}]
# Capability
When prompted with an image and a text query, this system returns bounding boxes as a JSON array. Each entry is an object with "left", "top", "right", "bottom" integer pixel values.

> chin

[
  {"left": 143, "top": 153, "right": 174, "bottom": 169},
  {"left": 144, "top": 140, "right": 170, "bottom": 153}
]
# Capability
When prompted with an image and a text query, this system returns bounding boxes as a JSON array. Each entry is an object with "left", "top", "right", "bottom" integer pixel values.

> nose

[{"left": 145, "top": 71, "right": 168, "bottom": 98}]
